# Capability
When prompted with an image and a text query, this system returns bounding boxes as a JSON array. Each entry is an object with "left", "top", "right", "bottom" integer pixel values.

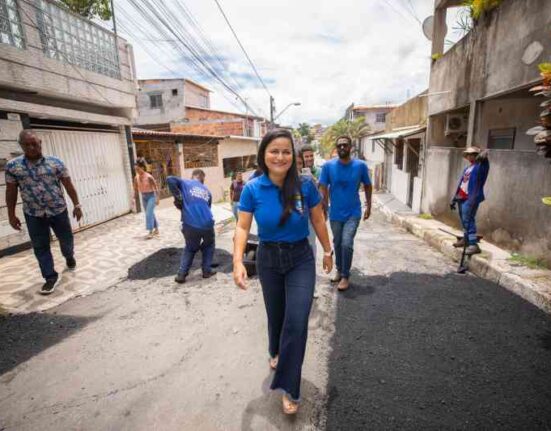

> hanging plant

[
  {"left": 464, "top": 0, "right": 503, "bottom": 20},
  {"left": 528, "top": 63, "right": 551, "bottom": 166}
]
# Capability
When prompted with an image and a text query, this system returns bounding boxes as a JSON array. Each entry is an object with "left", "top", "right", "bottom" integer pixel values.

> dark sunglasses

[{"left": 336, "top": 143, "right": 350, "bottom": 148}]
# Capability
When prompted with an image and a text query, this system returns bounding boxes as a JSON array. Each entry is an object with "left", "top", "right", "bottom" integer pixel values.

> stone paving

[{"left": 0, "top": 201, "right": 234, "bottom": 314}]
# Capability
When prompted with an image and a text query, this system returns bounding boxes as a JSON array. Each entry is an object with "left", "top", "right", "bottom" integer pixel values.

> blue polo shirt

[
  {"left": 167, "top": 176, "right": 214, "bottom": 230},
  {"left": 239, "top": 174, "right": 321, "bottom": 243},
  {"left": 319, "top": 158, "right": 371, "bottom": 222}
]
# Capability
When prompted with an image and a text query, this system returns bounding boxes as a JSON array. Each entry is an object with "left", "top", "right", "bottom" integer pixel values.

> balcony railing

[
  {"left": 35, "top": 0, "right": 120, "bottom": 79},
  {"left": 0, "top": 0, "right": 120, "bottom": 79}
]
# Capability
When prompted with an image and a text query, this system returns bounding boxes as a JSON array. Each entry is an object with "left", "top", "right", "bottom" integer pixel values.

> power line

[{"left": 212, "top": 0, "right": 272, "bottom": 98}]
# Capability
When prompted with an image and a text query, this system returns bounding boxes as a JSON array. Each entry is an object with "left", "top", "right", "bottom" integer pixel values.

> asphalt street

[{"left": 1, "top": 209, "right": 551, "bottom": 430}]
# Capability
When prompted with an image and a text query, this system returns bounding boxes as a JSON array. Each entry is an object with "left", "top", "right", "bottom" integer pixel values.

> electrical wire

[{"left": 212, "top": 0, "right": 272, "bottom": 98}]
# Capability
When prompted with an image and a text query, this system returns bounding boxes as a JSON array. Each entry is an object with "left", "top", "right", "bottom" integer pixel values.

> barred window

[
  {"left": 36, "top": 0, "right": 120, "bottom": 79},
  {"left": 183, "top": 142, "right": 218, "bottom": 169},
  {"left": 0, "top": 0, "right": 24, "bottom": 49},
  {"left": 149, "top": 94, "right": 163, "bottom": 109}
]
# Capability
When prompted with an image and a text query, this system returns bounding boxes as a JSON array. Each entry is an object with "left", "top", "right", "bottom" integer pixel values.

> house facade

[
  {"left": 0, "top": 0, "right": 137, "bottom": 254},
  {"left": 423, "top": 0, "right": 551, "bottom": 263},
  {"left": 365, "top": 92, "right": 428, "bottom": 212},
  {"left": 345, "top": 104, "right": 398, "bottom": 134},
  {"left": 135, "top": 78, "right": 210, "bottom": 126},
  {"left": 133, "top": 129, "right": 258, "bottom": 202}
]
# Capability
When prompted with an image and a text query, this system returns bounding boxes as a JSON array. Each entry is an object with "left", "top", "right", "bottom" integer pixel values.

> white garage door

[{"left": 36, "top": 129, "right": 132, "bottom": 230}]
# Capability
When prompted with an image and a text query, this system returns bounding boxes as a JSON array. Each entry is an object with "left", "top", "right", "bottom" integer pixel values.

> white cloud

[{"left": 120, "top": 0, "right": 455, "bottom": 126}]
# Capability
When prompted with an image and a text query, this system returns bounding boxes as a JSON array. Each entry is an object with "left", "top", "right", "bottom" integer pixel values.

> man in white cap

[{"left": 450, "top": 146, "right": 490, "bottom": 255}]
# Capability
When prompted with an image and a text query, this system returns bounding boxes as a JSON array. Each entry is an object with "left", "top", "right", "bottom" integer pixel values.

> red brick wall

[{"left": 171, "top": 121, "right": 244, "bottom": 136}]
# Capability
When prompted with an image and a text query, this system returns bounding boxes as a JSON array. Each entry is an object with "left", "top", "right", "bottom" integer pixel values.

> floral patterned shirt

[{"left": 5, "top": 156, "right": 69, "bottom": 217}]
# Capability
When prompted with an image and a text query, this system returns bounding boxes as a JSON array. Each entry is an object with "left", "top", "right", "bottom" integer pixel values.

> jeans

[
  {"left": 256, "top": 239, "right": 316, "bottom": 402},
  {"left": 458, "top": 200, "right": 479, "bottom": 245},
  {"left": 179, "top": 224, "right": 215, "bottom": 274},
  {"left": 330, "top": 218, "right": 361, "bottom": 278},
  {"left": 142, "top": 192, "right": 158, "bottom": 231},
  {"left": 232, "top": 201, "right": 240, "bottom": 221},
  {"left": 24, "top": 210, "right": 74, "bottom": 281}
]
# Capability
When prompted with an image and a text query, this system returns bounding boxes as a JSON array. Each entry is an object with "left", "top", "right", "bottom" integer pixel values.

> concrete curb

[{"left": 373, "top": 195, "right": 551, "bottom": 315}]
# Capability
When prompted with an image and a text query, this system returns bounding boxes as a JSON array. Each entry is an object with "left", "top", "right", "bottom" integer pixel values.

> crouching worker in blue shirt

[
  {"left": 167, "top": 170, "right": 217, "bottom": 283},
  {"left": 232, "top": 129, "right": 334, "bottom": 415}
]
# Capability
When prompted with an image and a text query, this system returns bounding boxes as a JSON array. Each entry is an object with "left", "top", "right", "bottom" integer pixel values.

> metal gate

[{"left": 36, "top": 129, "right": 132, "bottom": 230}]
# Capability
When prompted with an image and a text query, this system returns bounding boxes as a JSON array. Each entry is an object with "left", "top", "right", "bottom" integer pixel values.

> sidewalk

[
  {"left": 0, "top": 201, "right": 234, "bottom": 314},
  {"left": 373, "top": 192, "right": 551, "bottom": 314}
]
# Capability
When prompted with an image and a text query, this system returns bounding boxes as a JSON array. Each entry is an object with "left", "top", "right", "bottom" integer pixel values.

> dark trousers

[
  {"left": 24, "top": 210, "right": 74, "bottom": 281},
  {"left": 256, "top": 239, "right": 315, "bottom": 402},
  {"left": 330, "top": 217, "right": 361, "bottom": 278},
  {"left": 179, "top": 224, "right": 215, "bottom": 274}
]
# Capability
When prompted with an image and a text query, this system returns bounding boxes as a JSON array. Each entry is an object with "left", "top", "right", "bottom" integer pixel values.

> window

[
  {"left": 0, "top": 0, "right": 24, "bottom": 48},
  {"left": 172, "top": 88, "right": 178, "bottom": 96},
  {"left": 488, "top": 127, "right": 515, "bottom": 150},
  {"left": 149, "top": 94, "right": 163, "bottom": 109},
  {"left": 371, "top": 140, "right": 376, "bottom": 153},
  {"left": 36, "top": 0, "right": 120, "bottom": 78},
  {"left": 394, "top": 139, "right": 404, "bottom": 170},
  {"left": 183, "top": 142, "right": 218, "bottom": 168},
  {"left": 376, "top": 113, "right": 386, "bottom": 123},
  {"left": 223, "top": 154, "right": 257, "bottom": 177}
]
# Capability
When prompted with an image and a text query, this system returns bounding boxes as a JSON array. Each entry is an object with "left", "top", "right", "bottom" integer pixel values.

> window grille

[
  {"left": 0, "top": 0, "right": 24, "bottom": 48},
  {"left": 183, "top": 142, "right": 218, "bottom": 169},
  {"left": 149, "top": 94, "right": 163, "bottom": 109},
  {"left": 36, "top": 0, "right": 120, "bottom": 79},
  {"left": 223, "top": 154, "right": 257, "bottom": 177},
  {"left": 376, "top": 113, "right": 386, "bottom": 123},
  {"left": 488, "top": 127, "right": 515, "bottom": 150}
]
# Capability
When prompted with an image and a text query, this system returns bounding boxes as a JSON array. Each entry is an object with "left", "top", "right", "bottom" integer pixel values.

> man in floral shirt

[{"left": 5, "top": 130, "right": 83, "bottom": 295}]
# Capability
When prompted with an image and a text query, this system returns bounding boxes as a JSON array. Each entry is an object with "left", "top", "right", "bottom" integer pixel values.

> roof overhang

[
  {"left": 367, "top": 126, "right": 426, "bottom": 141},
  {"left": 132, "top": 128, "right": 223, "bottom": 141}
]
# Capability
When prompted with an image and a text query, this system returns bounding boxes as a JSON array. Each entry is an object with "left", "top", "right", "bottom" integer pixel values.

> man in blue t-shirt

[
  {"left": 319, "top": 136, "right": 372, "bottom": 291},
  {"left": 167, "top": 169, "right": 216, "bottom": 283}
]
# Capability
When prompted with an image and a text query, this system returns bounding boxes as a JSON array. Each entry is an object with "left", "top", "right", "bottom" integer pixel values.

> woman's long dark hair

[{"left": 257, "top": 128, "right": 302, "bottom": 226}]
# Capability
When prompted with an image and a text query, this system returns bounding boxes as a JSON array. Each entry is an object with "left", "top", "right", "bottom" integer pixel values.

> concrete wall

[
  {"left": 362, "top": 136, "right": 386, "bottom": 165},
  {"left": 0, "top": 0, "right": 135, "bottom": 112},
  {"left": 184, "top": 81, "right": 210, "bottom": 109},
  {"left": 390, "top": 165, "right": 410, "bottom": 206},
  {"left": 136, "top": 80, "right": 185, "bottom": 126},
  {"left": 386, "top": 92, "right": 428, "bottom": 132},
  {"left": 476, "top": 96, "right": 541, "bottom": 151},
  {"left": 429, "top": 0, "right": 551, "bottom": 116},
  {"left": 423, "top": 148, "right": 551, "bottom": 264}
]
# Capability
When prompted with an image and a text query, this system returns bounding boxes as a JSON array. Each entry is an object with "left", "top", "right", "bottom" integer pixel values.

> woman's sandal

[
  {"left": 269, "top": 356, "right": 278, "bottom": 370},
  {"left": 282, "top": 394, "right": 299, "bottom": 415}
]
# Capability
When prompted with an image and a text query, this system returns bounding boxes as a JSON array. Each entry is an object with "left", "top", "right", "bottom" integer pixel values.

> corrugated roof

[
  {"left": 132, "top": 128, "right": 223, "bottom": 140},
  {"left": 367, "top": 126, "right": 426, "bottom": 140},
  {"left": 352, "top": 104, "right": 399, "bottom": 111}
]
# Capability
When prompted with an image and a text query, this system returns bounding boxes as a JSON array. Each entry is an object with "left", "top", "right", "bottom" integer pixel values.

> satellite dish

[
  {"left": 422, "top": 16, "right": 447, "bottom": 41},
  {"left": 422, "top": 16, "right": 434, "bottom": 41}
]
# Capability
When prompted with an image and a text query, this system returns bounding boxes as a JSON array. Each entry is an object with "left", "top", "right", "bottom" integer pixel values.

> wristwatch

[
  {"left": 324, "top": 249, "right": 334, "bottom": 257},
  {"left": 74, "top": 204, "right": 82, "bottom": 209}
]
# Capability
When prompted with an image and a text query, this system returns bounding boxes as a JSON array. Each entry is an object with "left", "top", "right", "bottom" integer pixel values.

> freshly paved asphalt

[{"left": 326, "top": 212, "right": 551, "bottom": 430}]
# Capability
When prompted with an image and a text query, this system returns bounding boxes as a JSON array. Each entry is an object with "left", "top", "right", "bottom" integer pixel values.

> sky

[{"left": 115, "top": 0, "right": 467, "bottom": 127}]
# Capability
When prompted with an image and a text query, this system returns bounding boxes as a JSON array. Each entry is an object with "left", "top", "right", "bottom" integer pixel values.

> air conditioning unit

[{"left": 445, "top": 114, "right": 468, "bottom": 136}]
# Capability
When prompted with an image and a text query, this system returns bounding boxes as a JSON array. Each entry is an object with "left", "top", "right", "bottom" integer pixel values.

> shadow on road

[
  {"left": 325, "top": 271, "right": 551, "bottom": 430},
  {"left": 0, "top": 312, "right": 97, "bottom": 376},
  {"left": 241, "top": 373, "right": 325, "bottom": 431},
  {"left": 127, "top": 247, "right": 233, "bottom": 280}
]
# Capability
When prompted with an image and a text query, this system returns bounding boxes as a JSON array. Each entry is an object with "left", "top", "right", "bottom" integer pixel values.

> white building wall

[
  {"left": 390, "top": 165, "right": 410, "bottom": 206},
  {"left": 136, "top": 80, "right": 186, "bottom": 125}
]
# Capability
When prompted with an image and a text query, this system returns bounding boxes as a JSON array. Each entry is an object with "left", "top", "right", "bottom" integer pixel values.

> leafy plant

[
  {"left": 463, "top": 0, "right": 502, "bottom": 20},
  {"left": 418, "top": 213, "right": 433, "bottom": 220},
  {"left": 432, "top": 53, "right": 443, "bottom": 61},
  {"left": 59, "top": 0, "right": 112, "bottom": 20},
  {"left": 319, "top": 117, "right": 371, "bottom": 157}
]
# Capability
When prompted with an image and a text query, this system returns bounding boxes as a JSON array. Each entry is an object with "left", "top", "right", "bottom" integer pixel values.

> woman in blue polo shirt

[{"left": 233, "top": 129, "right": 333, "bottom": 415}]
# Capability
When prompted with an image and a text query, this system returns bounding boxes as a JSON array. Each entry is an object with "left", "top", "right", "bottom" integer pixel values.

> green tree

[
  {"left": 60, "top": 0, "right": 112, "bottom": 20},
  {"left": 296, "top": 122, "right": 314, "bottom": 144},
  {"left": 319, "top": 117, "right": 370, "bottom": 157}
]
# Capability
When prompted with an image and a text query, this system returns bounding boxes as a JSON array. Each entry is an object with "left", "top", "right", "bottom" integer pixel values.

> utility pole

[{"left": 270, "top": 96, "right": 275, "bottom": 127}]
